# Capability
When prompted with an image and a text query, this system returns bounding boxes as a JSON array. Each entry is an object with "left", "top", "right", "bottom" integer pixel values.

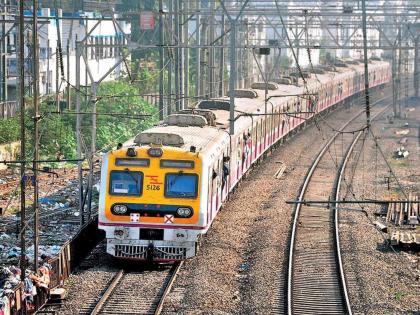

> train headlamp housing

[
  {"left": 126, "top": 147, "right": 137, "bottom": 157},
  {"left": 114, "top": 227, "right": 128, "bottom": 240},
  {"left": 147, "top": 147, "right": 163, "bottom": 157},
  {"left": 113, "top": 204, "right": 128, "bottom": 214},
  {"left": 176, "top": 207, "right": 192, "bottom": 218}
]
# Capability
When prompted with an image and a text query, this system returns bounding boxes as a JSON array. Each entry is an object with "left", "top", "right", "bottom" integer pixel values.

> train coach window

[
  {"left": 109, "top": 170, "right": 143, "bottom": 196},
  {"left": 165, "top": 173, "right": 198, "bottom": 198}
]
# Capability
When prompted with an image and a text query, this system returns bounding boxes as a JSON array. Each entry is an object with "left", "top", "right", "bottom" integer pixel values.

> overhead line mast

[
  {"left": 32, "top": 0, "right": 40, "bottom": 272},
  {"left": 361, "top": 0, "right": 371, "bottom": 128},
  {"left": 18, "top": 0, "right": 26, "bottom": 281}
]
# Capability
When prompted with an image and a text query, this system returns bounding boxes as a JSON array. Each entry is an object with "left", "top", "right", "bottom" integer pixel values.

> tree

[
  {"left": 0, "top": 117, "right": 20, "bottom": 144},
  {"left": 0, "top": 80, "right": 159, "bottom": 163},
  {"left": 81, "top": 80, "right": 158, "bottom": 151}
]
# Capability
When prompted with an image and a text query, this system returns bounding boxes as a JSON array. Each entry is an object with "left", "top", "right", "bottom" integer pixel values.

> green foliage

[
  {"left": 39, "top": 113, "right": 77, "bottom": 160},
  {"left": 394, "top": 291, "right": 404, "bottom": 301},
  {"left": 81, "top": 80, "right": 158, "bottom": 151},
  {"left": 131, "top": 62, "right": 158, "bottom": 93},
  {"left": 0, "top": 108, "right": 75, "bottom": 160},
  {"left": 0, "top": 80, "right": 158, "bottom": 163},
  {"left": 0, "top": 117, "right": 20, "bottom": 144}
]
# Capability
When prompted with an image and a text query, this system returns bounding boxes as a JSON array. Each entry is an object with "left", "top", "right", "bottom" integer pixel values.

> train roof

[{"left": 127, "top": 59, "right": 389, "bottom": 156}]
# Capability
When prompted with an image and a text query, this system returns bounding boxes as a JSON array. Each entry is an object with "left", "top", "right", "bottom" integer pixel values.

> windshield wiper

[{"left": 123, "top": 168, "right": 140, "bottom": 193}]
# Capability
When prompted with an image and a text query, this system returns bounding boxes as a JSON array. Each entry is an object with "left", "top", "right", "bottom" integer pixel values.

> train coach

[{"left": 98, "top": 59, "right": 391, "bottom": 262}]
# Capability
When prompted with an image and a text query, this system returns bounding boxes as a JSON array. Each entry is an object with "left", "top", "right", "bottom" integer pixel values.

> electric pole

[
  {"left": 228, "top": 19, "right": 236, "bottom": 135},
  {"left": 219, "top": 13, "right": 225, "bottom": 97},
  {"left": 0, "top": 0, "right": 7, "bottom": 102},
  {"left": 75, "top": 38, "right": 84, "bottom": 226},
  {"left": 167, "top": 0, "right": 173, "bottom": 115},
  {"left": 209, "top": 0, "right": 215, "bottom": 98},
  {"left": 32, "top": 0, "right": 40, "bottom": 272},
  {"left": 174, "top": 0, "right": 180, "bottom": 111},
  {"left": 183, "top": 0, "right": 189, "bottom": 107},
  {"left": 195, "top": 0, "right": 201, "bottom": 101},
  {"left": 361, "top": 0, "right": 371, "bottom": 127},
  {"left": 158, "top": 0, "right": 164, "bottom": 119},
  {"left": 18, "top": 0, "right": 26, "bottom": 281},
  {"left": 397, "top": 24, "right": 402, "bottom": 116},
  {"left": 414, "top": 36, "right": 419, "bottom": 97}
]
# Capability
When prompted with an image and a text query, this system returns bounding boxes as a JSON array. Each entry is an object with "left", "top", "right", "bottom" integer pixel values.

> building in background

[{"left": 3, "top": 6, "right": 130, "bottom": 102}]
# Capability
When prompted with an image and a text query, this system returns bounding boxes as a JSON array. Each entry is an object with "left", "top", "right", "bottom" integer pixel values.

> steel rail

[
  {"left": 286, "top": 92, "right": 392, "bottom": 314},
  {"left": 90, "top": 269, "right": 125, "bottom": 315},
  {"left": 333, "top": 131, "right": 362, "bottom": 315},
  {"left": 154, "top": 261, "right": 184, "bottom": 315},
  {"left": 286, "top": 113, "right": 353, "bottom": 315},
  {"left": 89, "top": 262, "right": 182, "bottom": 315},
  {"left": 333, "top": 103, "right": 392, "bottom": 315}
]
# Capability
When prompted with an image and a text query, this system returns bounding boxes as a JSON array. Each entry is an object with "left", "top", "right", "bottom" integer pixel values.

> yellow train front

[{"left": 98, "top": 122, "right": 229, "bottom": 262}]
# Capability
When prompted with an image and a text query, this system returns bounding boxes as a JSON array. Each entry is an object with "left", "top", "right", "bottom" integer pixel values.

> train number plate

[{"left": 146, "top": 184, "right": 160, "bottom": 191}]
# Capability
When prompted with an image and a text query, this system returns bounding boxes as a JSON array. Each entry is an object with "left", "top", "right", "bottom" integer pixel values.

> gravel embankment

[{"left": 340, "top": 97, "right": 420, "bottom": 315}]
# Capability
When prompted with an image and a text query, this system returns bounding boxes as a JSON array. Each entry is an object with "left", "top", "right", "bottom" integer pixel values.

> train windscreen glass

[
  {"left": 110, "top": 170, "right": 143, "bottom": 196},
  {"left": 165, "top": 173, "right": 198, "bottom": 198}
]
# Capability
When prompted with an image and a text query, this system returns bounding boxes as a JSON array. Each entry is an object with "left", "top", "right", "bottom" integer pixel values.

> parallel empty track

[{"left": 286, "top": 103, "right": 391, "bottom": 315}]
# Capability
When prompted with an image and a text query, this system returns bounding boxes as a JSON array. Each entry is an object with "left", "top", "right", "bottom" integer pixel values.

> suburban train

[{"left": 98, "top": 59, "right": 391, "bottom": 262}]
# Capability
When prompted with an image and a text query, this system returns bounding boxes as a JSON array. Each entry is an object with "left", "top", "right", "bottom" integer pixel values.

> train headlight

[
  {"left": 176, "top": 207, "right": 192, "bottom": 217},
  {"left": 114, "top": 227, "right": 128, "bottom": 239},
  {"left": 113, "top": 204, "right": 128, "bottom": 214}
]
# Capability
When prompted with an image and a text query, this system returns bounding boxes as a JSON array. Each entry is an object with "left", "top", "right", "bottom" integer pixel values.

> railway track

[
  {"left": 286, "top": 102, "right": 391, "bottom": 315},
  {"left": 86, "top": 262, "right": 183, "bottom": 315}
]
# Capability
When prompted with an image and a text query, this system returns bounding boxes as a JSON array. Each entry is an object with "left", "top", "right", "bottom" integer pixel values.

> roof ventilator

[
  {"left": 334, "top": 61, "right": 348, "bottom": 68},
  {"left": 134, "top": 132, "right": 184, "bottom": 147},
  {"left": 290, "top": 71, "right": 311, "bottom": 79},
  {"left": 282, "top": 75, "right": 298, "bottom": 84},
  {"left": 197, "top": 99, "right": 231, "bottom": 111},
  {"left": 273, "top": 77, "right": 292, "bottom": 85},
  {"left": 309, "top": 67, "right": 325, "bottom": 74},
  {"left": 178, "top": 109, "right": 217, "bottom": 126},
  {"left": 345, "top": 60, "right": 359, "bottom": 65},
  {"left": 227, "top": 89, "right": 258, "bottom": 99},
  {"left": 164, "top": 114, "right": 208, "bottom": 127},
  {"left": 250, "top": 82, "right": 279, "bottom": 90},
  {"left": 319, "top": 65, "right": 337, "bottom": 72}
]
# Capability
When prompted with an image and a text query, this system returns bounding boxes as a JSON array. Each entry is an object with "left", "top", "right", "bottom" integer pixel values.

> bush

[
  {"left": 38, "top": 113, "right": 77, "bottom": 160},
  {"left": 81, "top": 80, "right": 158, "bottom": 152},
  {"left": 0, "top": 80, "right": 157, "bottom": 161},
  {"left": 0, "top": 117, "right": 20, "bottom": 144}
]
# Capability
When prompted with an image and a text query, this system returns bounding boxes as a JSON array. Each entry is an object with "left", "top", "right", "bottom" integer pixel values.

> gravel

[
  {"left": 43, "top": 242, "right": 119, "bottom": 314},
  {"left": 339, "top": 96, "right": 420, "bottom": 314}
]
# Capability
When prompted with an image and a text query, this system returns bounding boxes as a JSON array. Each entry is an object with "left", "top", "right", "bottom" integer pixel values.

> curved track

[
  {"left": 286, "top": 101, "right": 391, "bottom": 315},
  {"left": 89, "top": 262, "right": 182, "bottom": 315}
]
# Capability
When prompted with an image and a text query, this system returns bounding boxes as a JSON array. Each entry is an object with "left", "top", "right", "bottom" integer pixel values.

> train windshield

[
  {"left": 165, "top": 173, "right": 198, "bottom": 198},
  {"left": 109, "top": 170, "right": 143, "bottom": 196}
]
